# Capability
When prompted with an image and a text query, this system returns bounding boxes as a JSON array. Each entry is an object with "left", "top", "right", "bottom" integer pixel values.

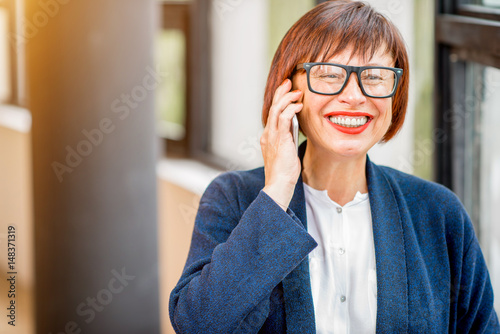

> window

[
  {"left": 157, "top": 0, "right": 316, "bottom": 168},
  {"left": 209, "top": 0, "right": 316, "bottom": 171},
  {"left": 0, "top": 0, "right": 18, "bottom": 105},
  {"left": 435, "top": 0, "right": 500, "bottom": 312},
  {"left": 462, "top": 0, "right": 500, "bottom": 8},
  {"left": 156, "top": 1, "right": 192, "bottom": 157}
]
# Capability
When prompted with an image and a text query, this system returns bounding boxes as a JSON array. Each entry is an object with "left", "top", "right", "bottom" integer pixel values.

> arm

[
  {"left": 169, "top": 174, "right": 317, "bottom": 334},
  {"left": 455, "top": 233, "right": 500, "bottom": 333},
  {"left": 446, "top": 204, "right": 500, "bottom": 333}
]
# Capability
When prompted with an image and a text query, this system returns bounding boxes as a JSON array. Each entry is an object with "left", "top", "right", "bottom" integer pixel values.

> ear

[{"left": 291, "top": 73, "right": 306, "bottom": 104}]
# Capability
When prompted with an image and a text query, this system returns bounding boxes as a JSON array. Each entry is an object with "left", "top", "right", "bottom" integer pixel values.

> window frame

[{"left": 160, "top": 0, "right": 229, "bottom": 169}]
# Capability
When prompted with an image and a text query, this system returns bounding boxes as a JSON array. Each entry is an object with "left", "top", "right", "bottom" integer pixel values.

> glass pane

[
  {"left": 483, "top": 0, "right": 500, "bottom": 6},
  {"left": 464, "top": 0, "right": 500, "bottom": 7},
  {"left": 155, "top": 29, "right": 186, "bottom": 141},
  {"left": 267, "top": 0, "right": 315, "bottom": 66},
  {"left": 465, "top": 63, "right": 500, "bottom": 313}
]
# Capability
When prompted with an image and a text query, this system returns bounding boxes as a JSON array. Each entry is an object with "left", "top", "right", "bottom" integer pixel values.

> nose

[{"left": 337, "top": 73, "right": 366, "bottom": 106}]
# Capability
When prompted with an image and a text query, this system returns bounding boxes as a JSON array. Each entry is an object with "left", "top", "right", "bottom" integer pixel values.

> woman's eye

[
  {"left": 364, "top": 75, "right": 383, "bottom": 81},
  {"left": 319, "top": 73, "right": 343, "bottom": 80}
]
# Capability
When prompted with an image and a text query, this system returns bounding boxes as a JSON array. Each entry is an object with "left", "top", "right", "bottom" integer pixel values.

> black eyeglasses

[{"left": 296, "top": 62, "right": 403, "bottom": 98}]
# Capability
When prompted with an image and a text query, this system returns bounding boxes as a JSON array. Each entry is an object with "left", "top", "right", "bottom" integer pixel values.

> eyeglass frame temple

[{"left": 295, "top": 62, "right": 403, "bottom": 98}]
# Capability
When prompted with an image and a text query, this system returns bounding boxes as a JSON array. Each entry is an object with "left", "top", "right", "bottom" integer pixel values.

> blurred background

[{"left": 0, "top": 0, "right": 499, "bottom": 333}]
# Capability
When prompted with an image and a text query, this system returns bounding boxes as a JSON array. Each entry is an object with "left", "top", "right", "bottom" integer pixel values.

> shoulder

[
  {"left": 371, "top": 163, "right": 473, "bottom": 243},
  {"left": 204, "top": 167, "right": 265, "bottom": 197},
  {"left": 375, "top": 163, "right": 463, "bottom": 210},
  {"left": 200, "top": 166, "right": 266, "bottom": 213}
]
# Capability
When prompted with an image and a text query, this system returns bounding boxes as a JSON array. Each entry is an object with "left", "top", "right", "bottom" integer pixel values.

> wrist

[{"left": 262, "top": 184, "right": 294, "bottom": 211}]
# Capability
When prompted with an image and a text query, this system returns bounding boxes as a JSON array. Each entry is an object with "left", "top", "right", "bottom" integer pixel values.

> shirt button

[
  {"left": 336, "top": 207, "right": 342, "bottom": 213},
  {"left": 339, "top": 248, "right": 345, "bottom": 255},
  {"left": 340, "top": 295, "right": 346, "bottom": 303}
]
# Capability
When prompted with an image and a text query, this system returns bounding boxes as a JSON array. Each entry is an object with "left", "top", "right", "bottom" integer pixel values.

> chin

[
  {"left": 335, "top": 148, "right": 366, "bottom": 159},
  {"left": 324, "top": 140, "right": 368, "bottom": 159}
]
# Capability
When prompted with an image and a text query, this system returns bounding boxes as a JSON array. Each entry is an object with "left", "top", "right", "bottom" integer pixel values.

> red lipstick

[{"left": 325, "top": 111, "right": 373, "bottom": 135}]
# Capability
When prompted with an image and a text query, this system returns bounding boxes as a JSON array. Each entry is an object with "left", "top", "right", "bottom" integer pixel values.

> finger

[
  {"left": 277, "top": 103, "right": 303, "bottom": 136},
  {"left": 267, "top": 80, "right": 292, "bottom": 130},
  {"left": 267, "top": 97, "right": 302, "bottom": 151},
  {"left": 271, "top": 79, "right": 292, "bottom": 105},
  {"left": 270, "top": 90, "right": 302, "bottom": 129},
  {"left": 267, "top": 89, "right": 303, "bottom": 131}
]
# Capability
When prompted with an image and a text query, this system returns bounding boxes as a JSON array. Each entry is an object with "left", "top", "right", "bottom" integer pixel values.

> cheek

[
  {"left": 297, "top": 95, "right": 320, "bottom": 137},
  {"left": 297, "top": 94, "right": 323, "bottom": 123},
  {"left": 377, "top": 100, "right": 393, "bottom": 124},
  {"left": 385, "top": 106, "right": 393, "bottom": 124},
  {"left": 370, "top": 100, "right": 393, "bottom": 140},
  {"left": 381, "top": 106, "right": 393, "bottom": 136}
]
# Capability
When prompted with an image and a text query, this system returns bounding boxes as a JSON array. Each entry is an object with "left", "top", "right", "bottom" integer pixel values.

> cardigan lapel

[
  {"left": 366, "top": 158, "right": 409, "bottom": 332},
  {"left": 281, "top": 142, "right": 316, "bottom": 334}
]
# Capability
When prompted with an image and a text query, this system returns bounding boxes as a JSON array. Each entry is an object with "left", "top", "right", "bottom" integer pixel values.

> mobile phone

[{"left": 291, "top": 114, "right": 299, "bottom": 153}]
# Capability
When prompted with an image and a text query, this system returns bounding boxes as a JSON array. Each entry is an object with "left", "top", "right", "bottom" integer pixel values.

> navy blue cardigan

[{"left": 169, "top": 144, "right": 499, "bottom": 333}]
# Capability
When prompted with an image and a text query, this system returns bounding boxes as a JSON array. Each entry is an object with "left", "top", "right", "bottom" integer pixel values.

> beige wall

[
  {"left": 0, "top": 123, "right": 34, "bottom": 334},
  {"left": 158, "top": 178, "right": 200, "bottom": 334}
]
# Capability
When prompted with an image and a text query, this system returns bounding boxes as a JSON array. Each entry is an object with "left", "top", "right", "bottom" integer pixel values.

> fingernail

[
  {"left": 291, "top": 90, "right": 302, "bottom": 94},
  {"left": 281, "top": 79, "right": 290, "bottom": 86}
]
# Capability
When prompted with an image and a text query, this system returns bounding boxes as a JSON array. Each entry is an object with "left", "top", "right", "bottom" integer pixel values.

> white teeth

[{"left": 328, "top": 116, "right": 369, "bottom": 128}]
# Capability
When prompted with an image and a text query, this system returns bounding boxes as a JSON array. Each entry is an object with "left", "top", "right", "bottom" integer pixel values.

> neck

[{"left": 301, "top": 144, "right": 368, "bottom": 206}]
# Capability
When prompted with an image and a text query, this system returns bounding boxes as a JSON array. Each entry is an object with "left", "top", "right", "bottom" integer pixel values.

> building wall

[
  {"left": 158, "top": 178, "right": 199, "bottom": 334},
  {"left": 0, "top": 106, "right": 34, "bottom": 334}
]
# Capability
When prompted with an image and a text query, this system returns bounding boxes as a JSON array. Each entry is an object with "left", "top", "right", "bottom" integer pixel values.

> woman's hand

[{"left": 261, "top": 79, "right": 303, "bottom": 211}]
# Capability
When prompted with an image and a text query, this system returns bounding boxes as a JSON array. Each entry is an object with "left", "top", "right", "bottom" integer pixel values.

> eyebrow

[
  {"left": 321, "top": 61, "right": 395, "bottom": 67},
  {"left": 363, "top": 62, "right": 396, "bottom": 67},
  {"left": 319, "top": 57, "right": 394, "bottom": 67}
]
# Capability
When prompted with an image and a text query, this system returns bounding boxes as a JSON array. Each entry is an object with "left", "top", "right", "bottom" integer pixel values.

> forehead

[{"left": 315, "top": 44, "right": 395, "bottom": 67}]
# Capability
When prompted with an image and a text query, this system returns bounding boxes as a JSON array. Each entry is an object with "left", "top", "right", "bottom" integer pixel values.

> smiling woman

[{"left": 169, "top": 1, "right": 500, "bottom": 333}]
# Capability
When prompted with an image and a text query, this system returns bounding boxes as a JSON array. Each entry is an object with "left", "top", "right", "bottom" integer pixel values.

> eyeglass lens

[{"left": 309, "top": 64, "right": 396, "bottom": 97}]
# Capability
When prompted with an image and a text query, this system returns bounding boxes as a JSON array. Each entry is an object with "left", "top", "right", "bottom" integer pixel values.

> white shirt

[{"left": 304, "top": 183, "right": 377, "bottom": 334}]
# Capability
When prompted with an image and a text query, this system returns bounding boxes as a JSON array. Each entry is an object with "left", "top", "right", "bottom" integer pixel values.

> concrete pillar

[{"left": 25, "top": 0, "right": 160, "bottom": 332}]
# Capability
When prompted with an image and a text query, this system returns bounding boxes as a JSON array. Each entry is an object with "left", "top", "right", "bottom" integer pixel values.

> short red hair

[{"left": 262, "top": 0, "right": 409, "bottom": 142}]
